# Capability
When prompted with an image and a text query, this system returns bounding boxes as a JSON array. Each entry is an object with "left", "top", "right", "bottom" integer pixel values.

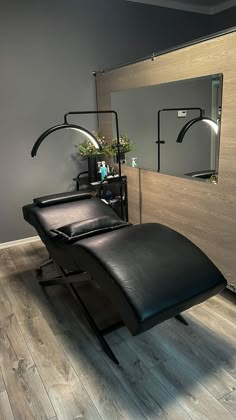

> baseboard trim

[{"left": 0, "top": 236, "right": 40, "bottom": 250}]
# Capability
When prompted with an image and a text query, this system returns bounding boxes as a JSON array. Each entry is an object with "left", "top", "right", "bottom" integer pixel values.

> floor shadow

[{"left": 3, "top": 256, "right": 236, "bottom": 418}]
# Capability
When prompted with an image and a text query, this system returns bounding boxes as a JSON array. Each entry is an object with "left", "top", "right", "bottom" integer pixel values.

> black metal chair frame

[{"left": 37, "top": 262, "right": 188, "bottom": 365}]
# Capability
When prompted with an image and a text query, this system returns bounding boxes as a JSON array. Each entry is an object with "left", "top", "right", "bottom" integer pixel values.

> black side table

[{"left": 73, "top": 174, "right": 128, "bottom": 222}]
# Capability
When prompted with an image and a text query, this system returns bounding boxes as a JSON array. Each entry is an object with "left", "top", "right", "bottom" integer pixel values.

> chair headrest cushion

[
  {"left": 34, "top": 191, "right": 91, "bottom": 207},
  {"left": 51, "top": 215, "right": 130, "bottom": 242}
]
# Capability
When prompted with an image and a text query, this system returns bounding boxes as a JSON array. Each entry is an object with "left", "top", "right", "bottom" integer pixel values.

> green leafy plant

[
  {"left": 75, "top": 140, "right": 97, "bottom": 157},
  {"left": 75, "top": 132, "right": 134, "bottom": 158},
  {"left": 113, "top": 134, "right": 134, "bottom": 154},
  {"left": 75, "top": 132, "right": 107, "bottom": 158}
]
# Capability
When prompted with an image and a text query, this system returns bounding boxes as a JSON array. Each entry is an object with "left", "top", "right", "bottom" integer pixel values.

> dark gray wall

[
  {"left": 212, "top": 6, "right": 236, "bottom": 32},
  {"left": 0, "top": 0, "right": 217, "bottom": 243}
]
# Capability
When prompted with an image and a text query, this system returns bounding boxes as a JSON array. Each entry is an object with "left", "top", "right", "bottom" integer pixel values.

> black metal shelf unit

[{"left": 73, "top": 174, "right": 128, "bottom": 222}]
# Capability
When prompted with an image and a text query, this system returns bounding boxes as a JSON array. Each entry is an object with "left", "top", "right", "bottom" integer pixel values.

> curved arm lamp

[
  {"left": 31, "top": 110, "right": 121, "bottom": 178},
  {"left": 176, "top": 116, "right": 219, "bottom": 143},
  {"left": 31, "top": 123, "right": 100, "bottom": 157},
  {"left": 31, "top": 110, "right": 123, "bottom": 218}
]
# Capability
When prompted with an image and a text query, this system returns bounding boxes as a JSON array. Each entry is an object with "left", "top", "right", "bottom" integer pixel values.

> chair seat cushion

[{"left": 72, "top": 223, "right": 227, "bottom": 335}]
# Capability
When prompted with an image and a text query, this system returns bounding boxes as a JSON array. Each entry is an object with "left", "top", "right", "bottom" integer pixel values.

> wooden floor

[{"left": 0, "top": 242, "right": 236, "bottom": 420}]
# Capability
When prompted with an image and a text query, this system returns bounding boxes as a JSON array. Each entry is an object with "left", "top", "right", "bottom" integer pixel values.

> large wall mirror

[{"left": 111, "top": 74, "right": 223, "bottom": 182}]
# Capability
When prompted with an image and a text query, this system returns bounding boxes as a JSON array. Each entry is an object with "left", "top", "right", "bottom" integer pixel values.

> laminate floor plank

[
  {"left": 22, "top": 281, "right": 66, "bottom": 337},
  {"left": 30, "top": 241, "right": 48, "bottom": 260},
  {"left": 3, "top": 244, "right": 66, "bottom": 333},
  {"left": 105, "top": 329, "right": 125, "bottom": 346},
  {"left": 150, "top": 318, "right": 236, "bottom": 399},
  {"left": 117, "top": 328, "right": 172, "bottom": 369},
  {"left": 200, "top": 295, "right": 236, "bottom": 325},
  {"left": 23, "top": 244, "right": 76, "bottom": 336},
  {"left": 8, "top": 245, "right": 39, "bottom": 272},
  {"left": 56, "top": 330, "right": 146, "bottom": 420},
  {"left": 103, "top": 341, "right": 191, "bottom": 420},
  {"left": 0, "top": 368, "right": 5, "bottom": 393},
  {"left": 219, "top": 389, "right": 236, "bottom": 417},
  {"left": 190, "top": 304, "right": 236, "bottom": 346},
  {"left": 2, "top": 271, "right": 41, "bottom": 322},
  {"left": 1, "top": 246, "right": 43, "bottom": 322},
  {"left": 0, "top": 285, "right": 13, "bottom": 322},
  {"left": 20, "top": 315, "right": 101, "bottom": 420},
  {"left": 0, "top": 314, "right": 55, "bottom": 420},
  {"left": 0, "top": 390, "right": 14, "bottom": 420},
  {"left": 0, "top": 250, "right": 16, "bottom": 283},
  {"left": 182, "top": 309, "right": 236, "bottom": 379},
  {"left": 152, "top": 358, "right": 236, "bottom": 420}
]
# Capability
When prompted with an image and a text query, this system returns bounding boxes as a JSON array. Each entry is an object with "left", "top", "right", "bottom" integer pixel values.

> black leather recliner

[{"left": 23, "top": 191, "right": 227, "bottom": 364}]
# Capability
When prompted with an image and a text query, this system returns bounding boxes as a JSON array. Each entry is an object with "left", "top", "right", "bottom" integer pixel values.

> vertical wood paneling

[{"left": 121, "top": 166, "right": 140, "bottom": 224}]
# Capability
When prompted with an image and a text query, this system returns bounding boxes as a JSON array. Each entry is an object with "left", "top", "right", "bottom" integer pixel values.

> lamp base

[{"left": 88, "top": 156, "right": 98, "bottom": 183}]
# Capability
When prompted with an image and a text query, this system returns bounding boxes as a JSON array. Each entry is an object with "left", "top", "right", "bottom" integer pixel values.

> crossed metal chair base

[{"left": 37, "top": 262, "right": 189, "bottom": 365}]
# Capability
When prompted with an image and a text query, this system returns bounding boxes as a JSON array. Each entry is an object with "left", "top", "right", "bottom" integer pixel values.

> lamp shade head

[
  {"left": 31, "top": 123, "right": 100, "bottom": 157},
  {"left": 202, "top": 118, "right": 219, "bottom": 134},
  {"left": 176, "top": 117, "right": 218, "bottom": 143}
]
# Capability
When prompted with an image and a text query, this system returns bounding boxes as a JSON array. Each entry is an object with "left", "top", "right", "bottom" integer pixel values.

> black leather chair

[{"left": 23, "top": 191, "right": 227, "bottom": 364}]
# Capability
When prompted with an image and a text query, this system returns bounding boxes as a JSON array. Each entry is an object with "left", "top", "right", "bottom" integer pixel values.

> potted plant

[
  {"left": 75, "top": 132, "right": 112, "bottom": 182},
  {"left": 75, "top": 132, "right": 134, "bottom": 181},
  {"left": 111, "top": 134, "right": 134, "bottom": 162}
]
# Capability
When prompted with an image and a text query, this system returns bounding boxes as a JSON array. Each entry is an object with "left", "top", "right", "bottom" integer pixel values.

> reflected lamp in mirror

[
  {"left": 176, "top": 114, "right": 219, "bottom": 143},
  {"left": 157, "top": 106, "right": 220, "bottom": 181}
]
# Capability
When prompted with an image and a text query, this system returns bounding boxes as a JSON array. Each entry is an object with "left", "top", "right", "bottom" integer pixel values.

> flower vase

[{"left": 87, "top": 156, "right": 98, "bottom": 183}]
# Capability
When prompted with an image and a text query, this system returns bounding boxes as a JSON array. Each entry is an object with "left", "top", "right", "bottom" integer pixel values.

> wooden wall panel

[
  {"left": 96, "top": 32, "right": 236, "bottom": 285},
  {"left": 122, "top": 166, "right": 140, "bottom": 225}
]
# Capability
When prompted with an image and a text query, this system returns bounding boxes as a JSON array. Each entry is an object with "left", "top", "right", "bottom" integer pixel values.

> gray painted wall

[{"left": 0, "top": 0, "right": 227, "bottom": 243}]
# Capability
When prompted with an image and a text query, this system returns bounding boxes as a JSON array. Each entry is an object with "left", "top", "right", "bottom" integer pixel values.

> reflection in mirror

[{"left": 111, "top": 74, "right": 223, "bottom": 182}]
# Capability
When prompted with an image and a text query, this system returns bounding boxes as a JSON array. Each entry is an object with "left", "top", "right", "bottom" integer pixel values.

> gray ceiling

[{"left": 127, "top": 0, "right": 236, "bottom": 14}]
